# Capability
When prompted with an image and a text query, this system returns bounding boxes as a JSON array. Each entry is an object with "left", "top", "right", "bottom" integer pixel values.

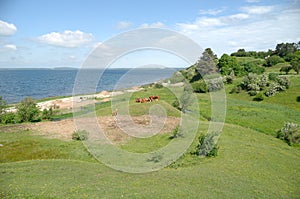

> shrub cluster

[
  {"left": 232, "top": 73, "right": 290, "bottom": 100},
  {"left": 0, "top": 97, "right": 57, "bottom": 124},
  {"left": 276, "top": 122, "right": 300, "bottom": 145},
  {"left": 192, "top": 77, "right": 224, "bottom": 93}
]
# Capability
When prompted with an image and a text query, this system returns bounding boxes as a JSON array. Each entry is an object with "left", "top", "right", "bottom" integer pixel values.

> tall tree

[{"left": 195, "top": 49, "right": 218, "bottom": 77}]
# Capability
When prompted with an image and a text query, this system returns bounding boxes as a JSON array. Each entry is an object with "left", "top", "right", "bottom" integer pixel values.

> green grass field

[{"left": 0, "top": 76, "right": 299, "bottom": 198}]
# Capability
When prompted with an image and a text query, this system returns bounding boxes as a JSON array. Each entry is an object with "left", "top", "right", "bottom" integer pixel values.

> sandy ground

[{"left": 1, "top": 116, "right": 180, "bottom": 144}]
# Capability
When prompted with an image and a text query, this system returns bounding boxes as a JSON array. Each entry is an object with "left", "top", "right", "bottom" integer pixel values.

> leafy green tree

[
  {"left": 275, "top": 42, "right": 298, "bottom": 57},
  {"left": 243, "top": 62, "right": 265, "bottom": 74},
  {"left": 217, "top": 54, "right": 242, "bottom": 76},
  {"left": 191, "top": 80, "right": 208, "bottom": 93},
  {"left": 16, "top": 97, "right": 40, "bottom": 122},
  {"left": 280, "top": 66, "right": 292, "bottom": 74},
  {"left": 231, "top": 49, "right": 247, "bottom": 57},
  {"left": 264, "top": 55, "right": 285, "bottom": 67},
  {"left": 290, "top": 52, "right": 300, "bottom": 74}
]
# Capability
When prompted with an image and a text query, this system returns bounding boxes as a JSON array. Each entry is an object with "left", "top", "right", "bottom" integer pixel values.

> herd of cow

[{"left": 135, "top": 95, "right": 160, "bottom": 103}]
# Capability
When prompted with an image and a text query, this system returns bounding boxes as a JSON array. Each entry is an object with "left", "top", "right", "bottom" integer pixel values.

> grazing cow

[
  {"left": 149, "top": 95, "right": 160, "bottom": 102},
  {"left": 140, "top": 98, "right": 150, "bottom": 103},
  {"left": 135, "top": 98, "right": 142, "bottom": 103}
]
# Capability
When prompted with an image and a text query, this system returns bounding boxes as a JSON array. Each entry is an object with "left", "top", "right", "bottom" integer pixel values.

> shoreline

[{"left": 6, "top": 86, "right": 144, "bottom": 113}]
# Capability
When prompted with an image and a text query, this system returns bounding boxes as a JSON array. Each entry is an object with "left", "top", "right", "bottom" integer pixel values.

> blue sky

[{"left": 0, "top": 0, "right": 299, "bottom": 68}]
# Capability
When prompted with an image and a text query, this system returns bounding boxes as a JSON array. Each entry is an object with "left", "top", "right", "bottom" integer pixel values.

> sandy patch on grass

[{"left": 1, "top": 116, "right": 180, "bottom": 143}]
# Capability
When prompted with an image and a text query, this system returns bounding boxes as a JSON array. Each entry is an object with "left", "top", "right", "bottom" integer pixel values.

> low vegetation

[{"left": 0, "top": 97, "right": 58, "bottom": 124}]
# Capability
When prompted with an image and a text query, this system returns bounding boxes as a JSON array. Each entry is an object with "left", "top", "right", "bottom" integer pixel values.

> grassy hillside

[
  {"left": 1, "top": 123, "right": 299, "bottom": 198},
  {"left": 0, "top": 75, "right": 299, "bottom": 198}
]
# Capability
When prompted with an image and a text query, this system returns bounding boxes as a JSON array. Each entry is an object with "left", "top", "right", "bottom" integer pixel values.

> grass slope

[{"left": 1, "top": 123, "right": 299, "bottom": 198}]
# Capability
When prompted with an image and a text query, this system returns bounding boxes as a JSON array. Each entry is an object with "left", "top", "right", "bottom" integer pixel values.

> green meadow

[{"left": 1, "top": 74, "right": 300, "bottom": 198}]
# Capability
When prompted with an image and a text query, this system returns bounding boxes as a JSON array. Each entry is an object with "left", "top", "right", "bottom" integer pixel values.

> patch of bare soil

[{"left": 1, "top": 116, "right": 180, "bottom": 144}]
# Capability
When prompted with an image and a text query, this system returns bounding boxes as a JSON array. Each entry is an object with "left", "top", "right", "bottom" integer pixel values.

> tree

[
  {"left": 280, "top": 66, "right": 292, "bottom": 74},
  {"left": 290, "top": 52, "right": 300, "bottom": 74},
  {"left": 204, "top": 48, "right": 218, "bottom": 64},
  {"left": 243, "top": 62, "right": 265, "bottom": 74},
  {"left": 195, "top": 49, "right": 218, "bottom": 77},
  {"left": 275, "top": 42, "right": 298, "bottom": 57},
  {"left": 217, "top": 54, "right": 242, "bottom": 76},
  {"left": 264, "top": 55, "right": 285, "bottom": 67},
  {"left": 16, "top": 97, "right": 40, "bottom": 122},
  {"left": 231, "top": 49, "right": 247, "bottom": 57}
]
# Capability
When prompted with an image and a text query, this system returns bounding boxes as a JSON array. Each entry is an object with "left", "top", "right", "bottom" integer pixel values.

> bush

[
  {"left": 16, "top": 97, "right": 40, "bottom": 122},
  {"left": 276, "top": 122, "right": 300, "bottom": 145},
  {"left": 243, "top": 62, "right": 265, "bottom": 74},
  {"left": 0, "top": 96, "right": 7, "bottom": 115},
  {"left": 1, "top": 112, "right": 16, "bottom": 124},
  {"left": 230, "top": 86, "right": 241, "bottom": 94},
  {"left": 154, "top": 83, "right": 163, "bottom": 89},
  {"left": 192, "top": 132, "right": 220, "bottom": 157},
  {"left": 41, "top": 106, "right": 58, "bottom": 120},
  {"left": 172, "top": 99, "right": 181, "bottom": 111},
  {"left": 280, "top": 66, "right": 292, "bottom": 74},
  {"left": 276, "top": 76, "right": 290, "bottom": 89},
  {"left": 169, "top": 125, "right": 183, "bottom": 139},
  {"left": 72, "top": 130, "right": 88, "bottom": 141},
  {"left": 207, "top": 77, "right": 224, "bottom": 92},
  {"left": 191, "top": 80, "right": 208, "bottom": 93},
  {"left": 268, "top": 73, "right": 279, "bottom": 81},
  {"left": 253, "top": 92, "right": 264, "bottom": 101},
  {"left": 223, "top": 75, "right": 234, "bottom": 84},
  {"left": 240, "top": 73, "right": 259, "bottom": 91},
  {"left": 264, "top": 83, "right": 279, "bottom": 97},
  {"left": 264, "top": 55, "right": 285, "bottom": 67}
]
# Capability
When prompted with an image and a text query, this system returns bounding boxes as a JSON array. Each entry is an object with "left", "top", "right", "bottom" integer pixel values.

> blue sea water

[{"left": 0, "top": 68, "right": 177, "bottom": 104}]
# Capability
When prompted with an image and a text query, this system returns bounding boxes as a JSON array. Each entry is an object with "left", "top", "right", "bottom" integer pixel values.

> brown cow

[
  {"left": 149, "top": 95, "right": 160, "bottom": 102},
  {"left": 140, "top": 98, "right": 150, "bottom": 103}
]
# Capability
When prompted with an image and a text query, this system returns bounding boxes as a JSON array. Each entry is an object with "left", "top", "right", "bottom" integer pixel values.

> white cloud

[
  {"left": 91, "top": 41, "right": 103, "bottom": 50},
  {"left": 117, "top": 21, "right": 133, "bottom": 29},
  {"left": 177, "top": 13, "right": 249, "bottom": 31},
  {"left": 241, "top": 6, "right": 274, "bottom": 14},
  {"left": 3, "top": 44, "right": 17, "bottom": 50},
  {"left": 177, "top": 7, "right": 300, "bottom": 56},
  {"left": 38, "top": 30, "right": 94, "bottom": 48},
  {"left": 246, "top": 0, "right": 260, "bottom": 3},
  {"left": 199, "top": 8, "right": 225, "bottom": 15},
  {"left": 0, "top": 20, "right": 17, "bottom": 36},
  {"left": 140, "top": 22, "right": 165, "bottom": 28}
]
